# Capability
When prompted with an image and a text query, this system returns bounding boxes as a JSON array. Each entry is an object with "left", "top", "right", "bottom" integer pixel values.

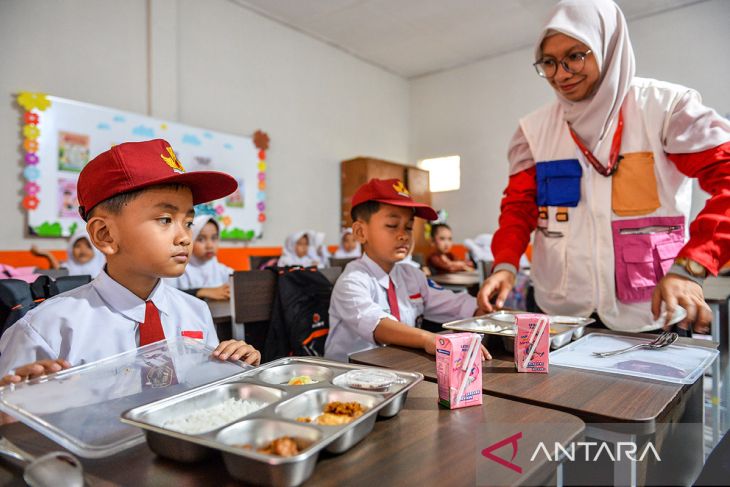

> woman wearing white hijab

[
  {"left": 277, "top": 231, "right": 318, "bottom": 267},
  {"left": 30, "top": 228, "right": 105, "bottom": 277},
  {"left": 168, "top": 215, "right": 232, "bottom": 300},
  {"left": 479, "top": 0, "right": 730, "bottom": 334},
  {"left": 333, "top": 228, "right": 362, "bottom": 259}
]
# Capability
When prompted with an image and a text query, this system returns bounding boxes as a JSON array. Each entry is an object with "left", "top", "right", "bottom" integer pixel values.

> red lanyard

[{"left": 568, "top": 109, "right": 624, "bottom": 177}]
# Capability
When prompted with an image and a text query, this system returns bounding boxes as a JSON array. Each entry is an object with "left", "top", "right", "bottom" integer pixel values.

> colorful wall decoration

[{"left": 17, "top": 92, "right": 268, "bottom": 240}]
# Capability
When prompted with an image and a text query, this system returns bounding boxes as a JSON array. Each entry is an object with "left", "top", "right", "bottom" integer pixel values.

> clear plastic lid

[
  {"left": 335, "top": 369, "right": 401, "bottom": 392},
  {"left": 0, "top": 338, "right": 253, "bottom": 458}
]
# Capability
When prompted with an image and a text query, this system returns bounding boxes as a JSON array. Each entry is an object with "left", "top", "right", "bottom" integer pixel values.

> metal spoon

[
  {"left": 0, "top": 437, "right": 84, "bottom": 487},
  {"left": 591, "top": 332, "right": 679, "bottom": 358}
]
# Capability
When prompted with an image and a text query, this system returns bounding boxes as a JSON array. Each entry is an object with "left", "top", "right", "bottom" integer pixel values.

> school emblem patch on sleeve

[{"left": 427, "top": 278, "right": 444, "bottom": 290}]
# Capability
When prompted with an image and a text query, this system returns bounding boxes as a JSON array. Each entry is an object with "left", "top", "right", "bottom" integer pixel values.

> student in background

[
  {"left": 0, "top": 139, "right": 260, "bottom": 384},
  {"left": 427, "top": 223, "right": 475, "bottom": 274},
  {"left": 307, "top": 231, "right": 329, "bottom": 268},
  {"left": 167, "top": 215, "right": 232, "bottom": 301},
  {"left": 278, "top": 231, "right": 318, "bottom": 267},
  {"left": 30, "top": 228, "right": 105, "bottom": 277},
  {"left": 333, "top": 228, "right": 361, "bottom": 259},
  {"left": 325, "top": 178, "right": 490, "bottom": 363}
]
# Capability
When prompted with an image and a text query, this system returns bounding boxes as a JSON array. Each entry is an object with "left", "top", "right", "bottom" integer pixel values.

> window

[{"left": 417, "top": 155, "right": 461, "bottom": 192}]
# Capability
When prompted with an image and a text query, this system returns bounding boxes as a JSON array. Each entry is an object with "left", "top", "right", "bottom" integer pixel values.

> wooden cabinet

[{"left": 341, "top": 157, "right": 432, "bottom": 256}]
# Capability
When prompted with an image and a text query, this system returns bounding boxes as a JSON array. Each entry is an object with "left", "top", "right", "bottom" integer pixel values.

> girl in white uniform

[
  {"left": 277, "top": 231, "right": 319, "bottom": 267},
  {"left": 167, "top": 215, "right": 232, "bottom": 300},
  {"left": 30, "top": 228, "right": 105, "bottom": 278},
  {"left": 333, "top": 228, "right": 362, "bottom": 259}
]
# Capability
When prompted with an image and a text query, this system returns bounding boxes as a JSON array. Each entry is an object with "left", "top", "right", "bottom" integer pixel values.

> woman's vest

[{"left": 520, "top": 77, "right": 693, "bottom": 331}]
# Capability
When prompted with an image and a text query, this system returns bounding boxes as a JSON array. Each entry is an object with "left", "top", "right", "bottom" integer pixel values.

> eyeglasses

[{"left": 533, "top": 50, "right": 592, "bottom": 78}]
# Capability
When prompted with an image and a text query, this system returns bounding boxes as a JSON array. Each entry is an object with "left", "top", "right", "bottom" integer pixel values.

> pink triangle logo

[{"left": 481, "top": 432, "right": 523, "bottom": 474}]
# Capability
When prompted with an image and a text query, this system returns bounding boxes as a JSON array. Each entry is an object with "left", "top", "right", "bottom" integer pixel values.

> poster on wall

[{"left": 16, "top": 92, "right": 269, "bottom": 240}]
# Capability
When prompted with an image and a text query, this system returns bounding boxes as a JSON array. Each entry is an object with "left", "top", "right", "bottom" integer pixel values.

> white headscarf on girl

[
  {"left": 536, "top": 0, "right": 635, "bottom": 151},
  {"left": 333, "top": 228, "right": 362, "bottom": 258},
  {"left": 65, "top": 228, "right": 105, "bottom": 277},
  {"left": 307, "top": 230, "right": 329, "bottom": 268},
  {"left": 170, "top": 215, "right": 232, "bottom": 289},
  {"left": 278, "top": 230, "right": 317, "bottom": 267}
]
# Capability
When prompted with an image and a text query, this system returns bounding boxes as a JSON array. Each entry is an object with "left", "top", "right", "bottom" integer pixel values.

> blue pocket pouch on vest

[{"left": 536, "top": 159, "right": 582, "bottom": 207}]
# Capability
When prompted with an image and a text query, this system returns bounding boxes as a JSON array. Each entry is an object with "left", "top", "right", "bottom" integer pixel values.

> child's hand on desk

[
  {"left": 197, "top": 284, "right": 230, "bottom": 301},
  {"left": 212, "top": 340, "right": 261, "bottom": 365},
  {"left": 0, "top": 359, "right": 71, "bottom": 386}
]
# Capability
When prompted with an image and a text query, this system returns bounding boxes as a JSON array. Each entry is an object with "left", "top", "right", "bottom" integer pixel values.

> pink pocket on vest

[
  {"left": 612, "top": 216, "right": 685, "bottom": 303},
  {"left": 623, "top": 246, "right": 655, "bottom": 288}
]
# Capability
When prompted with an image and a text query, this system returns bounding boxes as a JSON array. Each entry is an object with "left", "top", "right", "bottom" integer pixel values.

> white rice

[{"left": 161, "top": 397, "right": 267, "bottom": 434}]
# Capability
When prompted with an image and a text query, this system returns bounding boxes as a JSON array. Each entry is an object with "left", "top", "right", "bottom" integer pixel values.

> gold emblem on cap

[
  {"left": 161, "top": 146, "right": 185, "bottom": 173},
  {"left": 393, "top": 180, "right": 410, "bottom": 197}
]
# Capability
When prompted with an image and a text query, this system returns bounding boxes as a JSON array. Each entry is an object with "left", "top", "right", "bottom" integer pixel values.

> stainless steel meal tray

[
  {"left": 442, "top": 312, "right": 594, "bottom": 350},
  {"left": 121, "top": 357, "right": 422, "bottom": 487}
]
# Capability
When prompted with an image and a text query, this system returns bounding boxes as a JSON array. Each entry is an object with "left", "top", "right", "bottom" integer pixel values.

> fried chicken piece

[
  {"left": 323, "top": 401, "right": 366, "bottom": 418},
  {"left": 236, "top": 437, "right": 302, "bottom": 457}
]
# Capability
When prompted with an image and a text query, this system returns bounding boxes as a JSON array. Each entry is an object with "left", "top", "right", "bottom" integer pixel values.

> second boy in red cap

[
  {"left": 0, "top": 139, "right": 261, "bottom": 383},
  {"left": 324, "top": 178, "right": 491, "bottom": 362}
]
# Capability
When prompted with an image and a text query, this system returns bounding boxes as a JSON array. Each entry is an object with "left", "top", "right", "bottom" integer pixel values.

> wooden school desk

[{"left": 0, "top": 382, "right": 584, "bottom": 487}]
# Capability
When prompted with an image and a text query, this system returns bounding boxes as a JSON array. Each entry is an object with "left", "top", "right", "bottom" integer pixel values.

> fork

[{"left": 591, "top": 332, "right": 678, "bottom": 358}]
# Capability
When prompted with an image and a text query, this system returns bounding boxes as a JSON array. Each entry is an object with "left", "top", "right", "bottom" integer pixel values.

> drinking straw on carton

[
  {"left": 455, "top": 334, "right": 481, "bottom": 405},
  {"left": 522, "top": 317, "right": 548, "bottom": 369},
  {"left": 461, "top": 333, "right": 479, "bottom": 372}
]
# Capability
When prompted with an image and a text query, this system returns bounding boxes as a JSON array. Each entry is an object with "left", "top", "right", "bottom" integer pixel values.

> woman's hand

[
  {"left": 477, "top": 270, "right": 516, "bottom": 313},
  {"left": 652, "top": 274, "right": 711, "bottom": 333}
]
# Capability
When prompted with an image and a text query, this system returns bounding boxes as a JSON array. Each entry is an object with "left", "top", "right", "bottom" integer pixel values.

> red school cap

[
  {"left": 351, "top": 178, "right": 438, "bottom": 221},
  {"left": 77, "top": 139, "right": 238, "bottom": 220}
]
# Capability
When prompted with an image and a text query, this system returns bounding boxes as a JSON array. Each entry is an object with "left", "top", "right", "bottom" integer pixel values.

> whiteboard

[{"left": 21, "top": 95, "right": 266, "bottom": 240}]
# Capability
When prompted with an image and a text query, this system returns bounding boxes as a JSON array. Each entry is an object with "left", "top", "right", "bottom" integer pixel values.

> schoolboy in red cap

[
  {"left": 324, "top": 178, "right": 491, "bottom": 362},
  {"left": 0, "top": 139, "right": 260, "bottom": 384}
]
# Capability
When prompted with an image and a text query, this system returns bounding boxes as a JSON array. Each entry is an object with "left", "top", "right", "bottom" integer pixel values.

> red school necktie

[
  {"left": 139, "top": 300, "right": 166, "bottom": 346},
  {"left": 386, "top": 278, "right": 401, "bottom": 321}
]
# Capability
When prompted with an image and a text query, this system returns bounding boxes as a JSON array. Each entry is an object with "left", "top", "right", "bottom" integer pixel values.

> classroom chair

[
  {"left": 328, "top": 257, "right": 358, "bottom": 269},
  {"left": 229, "top": 267, "right": 342, "bottom": 356}
]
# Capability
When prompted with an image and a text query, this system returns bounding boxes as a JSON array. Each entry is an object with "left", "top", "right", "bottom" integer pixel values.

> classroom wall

[
  {"left": 0, "top": 0, "right": 409, "bottom": 251},
  {"left": 409, "top": 0, "right": 730, "bottom": 241}
]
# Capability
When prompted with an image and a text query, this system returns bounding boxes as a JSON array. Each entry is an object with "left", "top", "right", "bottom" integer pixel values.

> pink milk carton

[
  {"left": 514, "top": 313, "right": 550, "bottom": 373},
  {"left": 436, "top": 333, "right": 483, "bottom": 409}
]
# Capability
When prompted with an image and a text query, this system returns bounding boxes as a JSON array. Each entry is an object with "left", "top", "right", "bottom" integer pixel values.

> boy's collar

[
  {"left": 361, "top": 252, "right": 399, "bottom": 289},
  {"left": 93, "top": 270, "right": 171, "bottom": 323}
]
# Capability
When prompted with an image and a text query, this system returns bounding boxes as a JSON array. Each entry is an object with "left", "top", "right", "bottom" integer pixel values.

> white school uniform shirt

[
  {"left": 324, "top": 253, "right": 476, "bottom": 363},
  {"left": 0, "top": 269, "right": 218, "bottom": 376}
]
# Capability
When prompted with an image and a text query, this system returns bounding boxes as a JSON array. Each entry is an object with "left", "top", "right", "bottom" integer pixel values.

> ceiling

[{"left": 230, "top": 0, "right": 702, "bottom": 79}]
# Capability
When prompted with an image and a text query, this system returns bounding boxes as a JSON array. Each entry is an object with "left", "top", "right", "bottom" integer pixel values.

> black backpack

[
  {"left": 263, "top": 266, "right": 333, "bottom": 362},
  {"left": 0, "top": 279, "right": 35, "bottom": 337},
  {"left": 0, "top": 274, "right": 92, "bottom": 338}
]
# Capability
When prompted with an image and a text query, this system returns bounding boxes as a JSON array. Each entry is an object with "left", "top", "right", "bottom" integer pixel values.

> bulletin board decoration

[
  {"left": 17, "top": 93, "right": 51, "bottom": 230},
  {"left": 253, "top": 130, "right": 269, "bottom": 227},
  {"left": 15, "top": 92, "right": 269, "bottom": 241}
]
